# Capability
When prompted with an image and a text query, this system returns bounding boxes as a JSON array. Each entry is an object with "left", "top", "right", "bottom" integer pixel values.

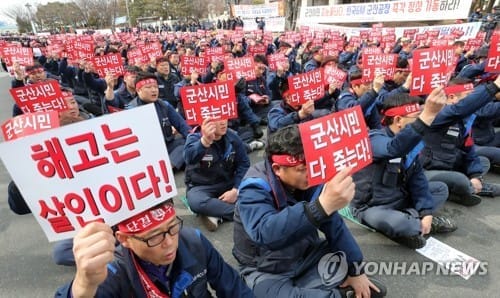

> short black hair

[
  {"left": 135, "top": 72, "right": 158, "bottom": 86},
  {"left": 266, "top": 125, "right": 304, "bottom": 159}
]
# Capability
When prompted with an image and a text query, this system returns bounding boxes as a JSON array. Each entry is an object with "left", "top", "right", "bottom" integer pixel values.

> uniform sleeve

[
  {"left": 183, "top": 132, "right": 207, "bottom": 165},
  {"left": 165, "top": 102, "right": 192, "bottom": 138},
  {"left": 201, "top": 233, "right": 254, "bottom": 298},
  {"left": 267, "top": 106, "right": 299, "bottom": 133}
]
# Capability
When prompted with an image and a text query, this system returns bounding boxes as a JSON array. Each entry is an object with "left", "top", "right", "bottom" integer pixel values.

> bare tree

[{"left": 2, "top": 4, "right": 31, "bottom": 32}]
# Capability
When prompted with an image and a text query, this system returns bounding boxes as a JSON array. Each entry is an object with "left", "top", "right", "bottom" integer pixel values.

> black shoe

[
  {"left": 477, "top": 183, "right": 499, "bottom": 197},
  {"left": 430, "top": 216, "right": 457, "bottom": 234},
  {"left": 448, "top": 194, "right": 482, "bottom": 206},
  {"left": 390, "top": 234, "right": 426, "bottom": 249},
  {"left": 339, "top": 277, "right": 387, "bottom": 298},
  {"left": 251, "top": 124, "right": 263, "bottom": 139},
  {"left": 259, "top": 117, "right": 268, "bottom": 126}
]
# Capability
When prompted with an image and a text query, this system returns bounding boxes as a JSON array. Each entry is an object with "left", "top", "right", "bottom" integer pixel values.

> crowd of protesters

[{"left": 1, "top": 9, "right": 500, "bottom": 297}]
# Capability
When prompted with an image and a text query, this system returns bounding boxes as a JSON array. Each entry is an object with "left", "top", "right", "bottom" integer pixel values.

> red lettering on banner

[{"left": 37, "top": 159, "right": 172, "bottom": 234}]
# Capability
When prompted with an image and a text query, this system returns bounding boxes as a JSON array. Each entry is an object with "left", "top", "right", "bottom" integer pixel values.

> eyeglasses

[{"left": 130, "top": 217, "right": 183, "bottom": 247}]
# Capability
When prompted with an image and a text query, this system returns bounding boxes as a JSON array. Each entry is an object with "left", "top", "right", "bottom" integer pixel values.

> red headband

[
  {"left": 350, "top": 78, "right": 370, "bottom": 86},
  {"left": 135, "top": 78, "right": 157, "bottom": 90},
  {"left": 383, "top": 103, "right": 421, "bottom": 117},
  {"left": 395, "top": 68, "right": 411, "bottom": 73},
  {"left": 27, "top": 67, "right": 44, "bottom": 75},
  {"left": 118, "top": 204, "right": 176, "bottom": 234},
  {"left": 271, "top": 154, "right": 305, "bottom": 166},
  {"left": 444, "top": 83, "right": 474, "bottom": 95}
]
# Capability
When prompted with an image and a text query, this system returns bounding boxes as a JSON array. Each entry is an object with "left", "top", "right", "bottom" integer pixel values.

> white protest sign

[
  {"left": 0, "top": 104, "right": 177, "bottom": 242},
  {"left": 416, "top": 237, "right": 483, "bottom": 280},
  {"left": 300, "top": 0, "right": 472, "bottom": 23}
]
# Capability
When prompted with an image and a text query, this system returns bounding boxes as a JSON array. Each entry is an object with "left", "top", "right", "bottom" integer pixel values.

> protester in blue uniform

[
  {"left": 420, "top": 77, "right": 500, "bottom": 205},
  {"left": 104, "top": 65, "right": 141, "bottom": 111},
  {"left": 351, "top": 89, "right": 456, "bottom": 249},
  {"left": 55, "top": 200, "right": 253, "bottom": 297},
  {"left": 127, "top": 72, "right": 191, "bottom": 171},
  {"left": 184, "top": 118, "right": 250, "bottom": 231},
  {"left": 472, "top": 99, "right": 500, "bottom": 175},
  {"left": 337, "top": 71, "right": 384, "bottom": 129},
  {"left": 233, "top": 124, "right": 387, "bottom": 298}
]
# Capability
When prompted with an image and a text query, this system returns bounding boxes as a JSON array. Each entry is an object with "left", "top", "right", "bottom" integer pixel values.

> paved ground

[{"left": 0, "top": 72, "right": 499, "bottom": 297}]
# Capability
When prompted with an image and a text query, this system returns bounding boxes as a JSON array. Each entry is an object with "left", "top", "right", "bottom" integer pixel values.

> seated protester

[
  {"left": 267, "top": 79, "right": 337, "bottom": 134},
  {"left": 231, "top": 40, "right": 246, "bottom": 58},
  {"left": 317, "top": 56, "right": 342, "bottom": 112},
  {"left": 81, "top": 60, "right": 122, "bottom": 116},
  {"left": 55, "top": 200, "right": 254, "bottom": 297},
  {"left": 184, "top": 118, "right": 250, "bottom": 231},
  {"left": 11, "top": 63, "right": 52, "bottom": 116},
  {"left": 168, "top": 52, "right": 182, "bottom": 81},
  {"left": 338, "top": 43, "right": 359, "bottom": 71},
  {"left": 351, "top": 90, "right": 456, "bottom": 249},
  {"left": 7, "top": 90, "right": 92, "bottom": 266},
  {"left": 456, "top": 47, "right": 489, "bottom": 81},
  {"left": 200, "top": 59, "right": 224, "bottom": 84},
  {"left": 155, "top": 57, "right": 181, "bottom": 108},
  {"left": 375, "top": 57, "right": 412, "bottom": 106},
  {"left": 246, "top": 54, "right": 275, "bottom": 124},
  {"left": 231, "top": 76, "right": 265, "bottom": 145},
  {"left": 174, "top": 72, "right": 202, "bottom": 118},
  {"left": 275, "top": 41, "right": 300, "bottom": 75},
  {"left": 233, "top": 124, "right": 387, "bottom": 298},
  {"left": 303, "top": 46, "right": 324, "bottom": 73},
  {"left": 266, "top": 59, "right": 293, "bottom": 101},
  {"left": 129, "top": 72, "right": 192, "bottom": 171},
  {"left": 104, "top": 65, "right": 141, "bottom": 111},
  {"left": 337, "top": 71, "right": 384, "bottom": 130},
  {"left": 420, "top": 77, "right": 500, "bottom": 205},
  {"left": 452, "top": 41, "right": 475, "bottom": 78},
  {"left": 396, "top": 37, "right": 414, "bottom": 60},
  {"left": 472, "top": 100, "right": 500, "bottom": 175}
]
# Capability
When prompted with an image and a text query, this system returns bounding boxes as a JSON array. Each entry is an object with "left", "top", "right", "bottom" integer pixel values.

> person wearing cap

[
  {"left": 233, "top": 124, "right": 387, "bottom": 298},
  {"left": 55, "top": 201, "right": 254, "bottom": 297},
  {"left": 184, "top": 117, "right": 250, "bottom": 231},
  {"left": 420, "top": 77, "right": 500, "bottom": 205},
  {"left": 351, "top": 89, "right": 456, "bottom": 249},
  {"left": 303, "top": 46, "right": 324, "bottom": 73},
  {"left": 452, "top": 41, "right": 476, "bottom": 77},
  {"left": 337, "top": 70, "right": 384, "bottom": 130},
  {"left": 128, "top": 72, "right": 191, "bottom": 171},
  {"left": 155, "top": 57, "right": 182, "bottom": 109},
  {"left": 10, "top": 63, "right": 51, "bottom": 116},
  {"left": 104, "top": 65, "right": 141, "bottom": 111}
]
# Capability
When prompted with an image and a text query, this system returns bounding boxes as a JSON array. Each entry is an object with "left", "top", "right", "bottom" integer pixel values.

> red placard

[
  {"left": 127, "top": 48, "right": 149, "bottom": 66},
  {"left": 140, "top": 42, "right": 163, "bottom": 61},
  {"left": 299, "top": 106, "right": 372, "bottom": 187},
  {"left": 410, "top": 46, "right": 456, "bottom": 96},
  {"left": 286, "top": 69, "right": 324, "bottom": 108},
  {"left": 485, "top": 33, "right": 500, "bottom": 73},
  {"left": 362, "top": 53, "right": 398, "bottom": 80},
  {"left": 10, "top": 81, "right": 68, "bottom": 113},
  {"left": 247, "top": 43, "right": 267, "bottom": 56},
  {"left": 1, "top": 46, "right": 33, "bottom": 66},
  {"left": 91, "top": 53, "right": 124, "bottom": 78},
  {"left": 362, "top": 47, "right": 382, "bottom": 55},
  {"left": 205, "top": 47, "right": 224, "bottom": 63},
  {"left": 267, "top": 53, "right": 289, "bottom": 71},
  {"left": 224, "top": 57, "right": 256, "bottom": 81},
  {"left": 2, "top": 111, "right": 60, "bottom": 141},
  {"left": 181, "top": 55, "right": 208, "bottom": 76},
  {"left": 323, "top": 65, "right": 347, "bottom": 86},
  {"left": 180, "top": 81, "right": 237, "bottom": 125}
]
